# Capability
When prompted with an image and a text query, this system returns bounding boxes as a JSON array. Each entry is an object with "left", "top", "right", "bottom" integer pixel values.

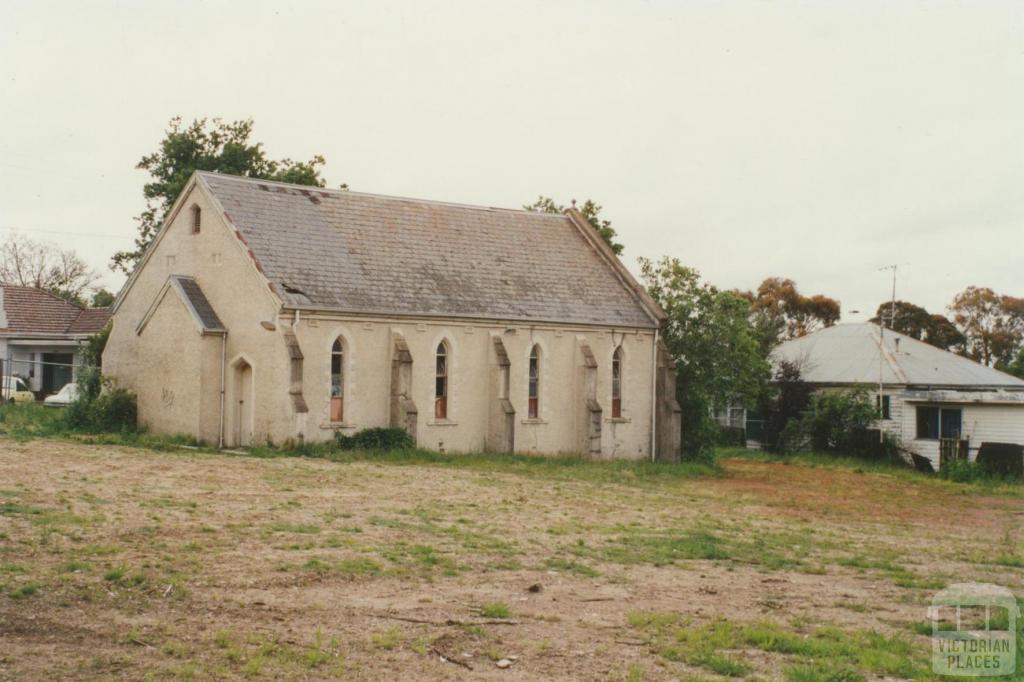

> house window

[
  {"left": 330, "top": 338, "right": 344, "bottom": 422},
  {"left": 191, "top": 205, "right": 202, "bottom": 234},
  {"left": 528, "top": 345, "right": 540, "bottom": 418},
  {"left": 434, "top": 342, "right": 448, "bottom": 419},
  {"left": 611, "top": 346, "right": 623, "bottom": 418},
  {"left": 916, "top": 406, "right": 962, "bottom": 440},
  {"left": 877, "top": 395, "right": 891, "bottom": 420}
]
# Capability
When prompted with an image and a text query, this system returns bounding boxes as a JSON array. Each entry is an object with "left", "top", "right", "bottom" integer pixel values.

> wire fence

[{"left": 0, "top": 354, "right": 91, "bottom": 403}]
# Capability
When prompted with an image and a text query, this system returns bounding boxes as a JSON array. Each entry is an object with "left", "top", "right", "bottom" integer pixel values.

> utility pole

[{"left": 877, "top": 265, "right": 898, "bottom": 443}]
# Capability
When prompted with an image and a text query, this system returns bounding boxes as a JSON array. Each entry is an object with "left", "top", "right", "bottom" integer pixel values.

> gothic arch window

[
  {"left": 191, "top": 205, "right": 202, "bottom": 234},
  {"left": 611, "top": 345, "right": 623, "bottom": 418},
  {"left": 330, "top": 337, "right": 345, "bottom": 422},
  {"left": 435, "top": 341, "right": 449, "bottom": 419},
  {"left": 528, "top": 344, "right": 540, "bottom": 419}
]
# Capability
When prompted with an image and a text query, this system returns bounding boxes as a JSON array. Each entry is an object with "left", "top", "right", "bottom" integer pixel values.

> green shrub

[
  {"left": 716, "top": 425, "right": 746, "bottom": 447},
  {"left": 335, "top": 427, "right": 413, "bottom": 451},
  {"left": 799, "top": 390, "right": 876, "bottom": 455},
  {"left": 65, "top": 385, "right": 138, "bottom": 433}
]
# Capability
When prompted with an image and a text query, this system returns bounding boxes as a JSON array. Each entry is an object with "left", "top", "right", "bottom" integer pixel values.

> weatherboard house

[
  {"left": 773, "top": 323, "right": 1024, "bottom": 469},
  {"left": 103, "top": 172, "right": 682, "bottom": 459}
]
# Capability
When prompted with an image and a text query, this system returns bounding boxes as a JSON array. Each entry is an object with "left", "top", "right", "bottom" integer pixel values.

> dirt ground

[{"left": 0, "top": 440, "right": 1021, "bottom": 680}]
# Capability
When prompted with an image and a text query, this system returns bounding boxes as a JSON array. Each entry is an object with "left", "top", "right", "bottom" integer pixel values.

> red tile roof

[{"left": 0, "top": 286, "right": 111, "bottom": 337}]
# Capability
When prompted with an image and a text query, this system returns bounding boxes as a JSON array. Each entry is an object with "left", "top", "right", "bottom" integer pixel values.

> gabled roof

[
  {"left": 196, "top": 172, "right": 661, "bottom": 328},
  {"left": 773, "top": 323, "right": 1024, "bottom": 389},
  {"left": 0, "top": 285, "right": 110, "bottom": 337},
  {"left": 137, "top": 276, "right": 225, "bottom": 336}
]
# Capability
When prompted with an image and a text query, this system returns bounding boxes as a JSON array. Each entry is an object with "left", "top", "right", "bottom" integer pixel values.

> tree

[
  {"left": 111, "top": 117, "right": 328, "bottom": 274},
  {"left": 1005, "top": 347, "right": 1024, "bottom": 379},
  {"left": 640, "top": 257, "right": 770, "bottom": 460},
  {"left": 0, "top": 235, "right": 100, "bottom": 305},
  {"left": 758, "top": 360, "right": 812, "bottom": 453},
  {"left": 525, "top": 196, "right": 624, "bottom": 255},
  {"left": 91, "top": 289, "right": 115, "bottom": 308},
  {"left": 735, "top": 277, "right": 840, "bottom": 352},
  {"left": 870, "top": 301, "right": 965, "bottom": 351},
  {"left": 948, "top": 286, "right": 1024, "bottom": 367}
]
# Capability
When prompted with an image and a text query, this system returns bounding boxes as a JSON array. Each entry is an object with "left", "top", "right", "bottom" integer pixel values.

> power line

[{"left": 0, "top": 225, "right": 129, "bottom": 240}]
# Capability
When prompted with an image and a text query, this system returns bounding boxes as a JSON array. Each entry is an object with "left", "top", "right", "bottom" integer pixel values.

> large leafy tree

[
  {"left": 948, "top": 286, "right": 1024, "bottom": 367},
  {"left": 525, "top": 196, "right": 624, "bottom": 255},
  {"left": 735, "top": 277, "right": 841, "bottom": 353},
  {"left": 641, "top": 257, "right": 770, "bottom": 460},
  {"left": 0, "top": 235, "right": 100, "bottom": 305},
  {"left": 870, "top": 300, "right": 964, "bottom": 352},
  {"left": 111, "top": 117, "right": 328, "bottom": 274}
]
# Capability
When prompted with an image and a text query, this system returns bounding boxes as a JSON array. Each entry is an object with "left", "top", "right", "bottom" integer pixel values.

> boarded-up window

[
  {"left": 611, "top": 346, "right": 623, "bottom": 418},
  {"left": 330, "top": 338, "right": 344, "bottom": 422},
  {"left": 528, "top": 345, "right": 540, "bottom": 419},
  {"left": 435, "top": 342, "right": 448, "bottom": 419}
]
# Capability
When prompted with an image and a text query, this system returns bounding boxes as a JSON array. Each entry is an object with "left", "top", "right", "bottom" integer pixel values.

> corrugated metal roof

[
  {"left": 772, "top": 323, "right": 1024, "bottom": 389},
  {"left": 198, "top": 172, "right": 658, "bottom": 328}
]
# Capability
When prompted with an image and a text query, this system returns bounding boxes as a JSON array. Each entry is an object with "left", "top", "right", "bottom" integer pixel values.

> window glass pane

[
  {"left": 916, "top": 406, "right": 939, "bottom": 439},
  {"left": 436, "top": 376, "right": 446, "bottom": 398},
  {"left": 940, "top": 408, "right": 962, "bottom": 439}
]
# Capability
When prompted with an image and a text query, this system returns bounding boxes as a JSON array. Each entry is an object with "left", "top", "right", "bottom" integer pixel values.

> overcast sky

[{"left": 1, "top": 0, "right": 1021, "bottom": 318}]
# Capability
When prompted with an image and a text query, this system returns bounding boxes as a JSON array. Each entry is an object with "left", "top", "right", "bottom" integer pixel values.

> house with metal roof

[
  {"left": 0, "top": 285, "right": 111, "bottom": 398},
  {"left": 773, "top": 323, "right": 1024, "bottom": 468},
  {"left": 103, "top": 172, "right": 681, "bottom": 458}
]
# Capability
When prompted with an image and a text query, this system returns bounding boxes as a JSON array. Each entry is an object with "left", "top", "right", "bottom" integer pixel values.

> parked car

[
  {"left": 1, "top": 376, "right": 35, "bottom": 404},
  {"left": 44, "top": 383, "right": 80, "bottom": 407}
]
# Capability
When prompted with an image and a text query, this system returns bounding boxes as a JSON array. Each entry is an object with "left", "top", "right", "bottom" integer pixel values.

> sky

[{"left": 1, "top": 0, "right": 1021, "bottom": 318}]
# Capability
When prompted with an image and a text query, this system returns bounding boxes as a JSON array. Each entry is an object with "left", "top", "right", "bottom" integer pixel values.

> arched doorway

[{"left": 229, "top": 358, "right": 253, "bottom": 447}]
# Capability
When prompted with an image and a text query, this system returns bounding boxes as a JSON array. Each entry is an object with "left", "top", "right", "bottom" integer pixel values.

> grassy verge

[
  {"left": 721, "top": 446, "right": 1024, "bottom": 497},
  {"left": 0, "top": 403, "right": 718, "bottom": 486}
]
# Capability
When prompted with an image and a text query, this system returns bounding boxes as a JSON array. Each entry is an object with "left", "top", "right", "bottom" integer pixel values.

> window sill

[
  {"left": 605, "top": 417, "right": 632, "bottom": 424},
  {"left": 320, "top": 422, "right": 356, "bottom": 430},
  {"left": 521, "top": 418, "right": 548, "bottom": 425},
  {"left": 428, "top": 420, "right": 458, "bottom": 427}
]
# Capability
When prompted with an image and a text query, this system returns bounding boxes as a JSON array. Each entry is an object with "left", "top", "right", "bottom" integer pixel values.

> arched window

[
  {"left": 330, "top": 338, "right": 344, "bottom": 422},
  {"left": 528, "top": 345, "right": 540, "bottom": 418},
  {"left": 435, "top": 342, "right": 448, "bottom": 419},
  {"left": 611, "top": 346, "right": 623, "bottom": 418},
  {"left": 191, "top": 205, "right": 202, "bottom": 234}
]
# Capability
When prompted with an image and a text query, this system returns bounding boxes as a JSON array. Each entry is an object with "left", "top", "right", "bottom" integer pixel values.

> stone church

[{"left": 103, "top": 172, "right": 681, "bottom": 460}]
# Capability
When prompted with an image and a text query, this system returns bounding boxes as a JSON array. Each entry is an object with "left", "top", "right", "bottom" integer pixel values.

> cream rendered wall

[
  {"left": 104, "top": 182, "right": 291, "bottom": 445},
  {"left": 291, "top": 315, "right": 656, "bottom": 458}
]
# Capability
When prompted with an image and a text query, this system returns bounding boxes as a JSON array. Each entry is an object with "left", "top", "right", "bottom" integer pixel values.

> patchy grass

[
  {"left": 1, "top": 435, "right": 1020, "bottom": 680},
  {"left": 628, "top": 613, "right": 927, "bottom": 679},
  {"left": 480, "top": 601, "right": 511, "bottom": 619}
]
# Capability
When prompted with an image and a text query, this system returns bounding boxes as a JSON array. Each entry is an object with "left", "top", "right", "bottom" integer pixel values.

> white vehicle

[
  {"left": 2, "top": 376, "right": 35, "bottom": 404},
  {"left": 43, "top": 383, "right": 80, "bottom": 407}
]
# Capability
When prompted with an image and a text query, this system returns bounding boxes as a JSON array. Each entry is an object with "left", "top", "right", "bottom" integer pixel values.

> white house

[{"left": 773, "top": 323, "right": 1024, "bottom": 469}]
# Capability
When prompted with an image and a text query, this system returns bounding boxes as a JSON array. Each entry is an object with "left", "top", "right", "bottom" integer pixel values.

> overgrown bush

[
  {"left": 65, "top": 384, "right": 138, "bottom": 433},
  {"left": 798, "top": 389, "right": 877, "bottom": 455},
  {"left": 716, "top": 425, "right": 746, "bottom": 447},
  {"left": 758, "top": 360, "right": 812, "bottom": 453},
  {"left": 335, "top": 427, "right": 414, "bottom": 451}
]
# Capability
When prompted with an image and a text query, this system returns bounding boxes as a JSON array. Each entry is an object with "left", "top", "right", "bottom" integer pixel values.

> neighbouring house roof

[
  {"left": 773, "top": 323, "right": 1024, "bottom": 390},
  {"left": 196, "top": 172, "right": 661, "bottom": 328},
  {"left": 0, "top": 285, "right": 111, "bottom": 338}
]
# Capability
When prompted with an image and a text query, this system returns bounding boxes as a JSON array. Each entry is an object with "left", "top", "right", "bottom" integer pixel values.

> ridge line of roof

[{"left": 197, "top": 171, "right": 573, "bottom": 219}]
